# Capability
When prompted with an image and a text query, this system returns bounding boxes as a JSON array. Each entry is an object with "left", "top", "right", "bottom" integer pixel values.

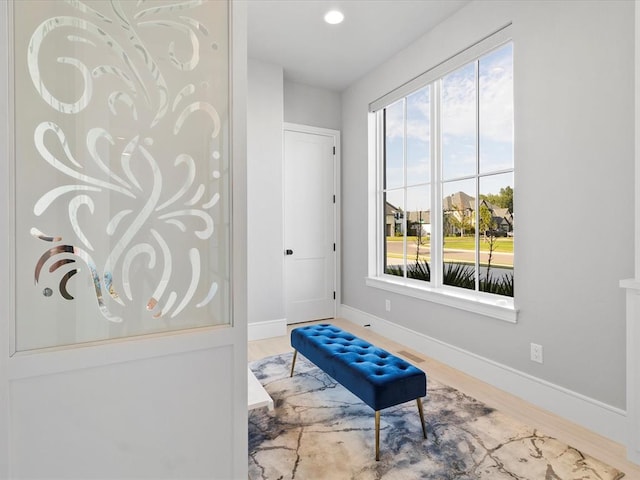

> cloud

[
  {"left": 384, "top": 44, "right": 513, "bottom": 182},
  {"left": 385, "top": 88, "right": 431, "bottom": 143},
  {"left": 479, "top": 47, "right": 514, "bottom": 144},
  {"left": 407, "top": 88, "right": 431, "bottom": 142},
  {"left": 441, "top": 62, "right": 476, "bottom": 138},
  {"left": 441, "top": 46, "right": 513, "bottom": 144},
  {"left": 387, "top": 45, "right": 513, "bottom": 146},
  {"left": 385, "top": 101, "right": 404, "bottom": 140}
]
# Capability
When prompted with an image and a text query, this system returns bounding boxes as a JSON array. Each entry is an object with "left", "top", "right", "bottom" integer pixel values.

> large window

[{"left": 370, "top": 29, "right": 514, "bottom": 320}]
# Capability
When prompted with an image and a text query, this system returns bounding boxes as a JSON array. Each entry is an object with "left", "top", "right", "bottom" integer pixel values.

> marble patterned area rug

[{"left": 248, "top": 353, "right": 624, "bottom": 480}]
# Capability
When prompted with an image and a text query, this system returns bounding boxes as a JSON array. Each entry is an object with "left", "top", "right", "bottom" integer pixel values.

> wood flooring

[{"left": 248, "top": 317, "right": 640, "bottom": 477}]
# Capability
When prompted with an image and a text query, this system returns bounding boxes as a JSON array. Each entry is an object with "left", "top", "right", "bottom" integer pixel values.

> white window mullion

[
  {"left": 402, "top": 98, "right": 408, "bottom": 278},
  {"left": 375, "top": 110, "right": 385, "bottom": 277},
  {"left": 475, "top": 175, "right": 480, "bottom": 291},
  {"left": 474, "top": 59, "right": 481, "bottom": 292},
  {"left": 432, "top": 80, "right": 442, "bottom": 287}
]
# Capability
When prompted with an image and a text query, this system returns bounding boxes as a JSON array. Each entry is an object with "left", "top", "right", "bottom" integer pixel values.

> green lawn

[
  {"left": 443, "top": 236, "right": 513, "bottom": 253},
  {"left": 387, "top": 235, "right": 514, "bottom": 253}
]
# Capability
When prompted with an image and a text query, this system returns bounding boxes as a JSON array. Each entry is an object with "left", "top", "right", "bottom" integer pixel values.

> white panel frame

[
  {"left": 6, "top": 1, "right": 244, "bottom": 364},
  {"left": 230, "top": 0, "right": 249, "bottom": 472},
  {"left": 0, "top": 1, "right": 248, "bottom": 476}
]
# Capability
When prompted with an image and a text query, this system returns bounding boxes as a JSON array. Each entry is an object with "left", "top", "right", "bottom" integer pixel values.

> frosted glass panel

[{"left": 13, "top": 0, "right": 230, "bottom": 351}]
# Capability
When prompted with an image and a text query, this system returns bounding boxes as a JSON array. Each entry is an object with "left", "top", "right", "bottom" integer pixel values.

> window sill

[{"left": 365, "top": 275, "right": 518, "bottom": 323}]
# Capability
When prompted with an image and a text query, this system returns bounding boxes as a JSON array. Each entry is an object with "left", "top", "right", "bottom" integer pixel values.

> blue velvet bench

[{"left": 290, "top": 323, "right": 427, "bottom": 460}]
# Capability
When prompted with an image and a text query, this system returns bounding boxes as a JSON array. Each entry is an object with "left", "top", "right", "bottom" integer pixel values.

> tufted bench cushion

[
  {"left": 291, "top": 323, "right": 426, "bottom": 410},
  {"left": 290, "top": 323, "right": 427, "bottom": 460}
]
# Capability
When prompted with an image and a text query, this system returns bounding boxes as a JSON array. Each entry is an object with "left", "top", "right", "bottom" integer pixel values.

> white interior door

[{"left": 284, "top": 126, "right": 338, "bottom": 324}]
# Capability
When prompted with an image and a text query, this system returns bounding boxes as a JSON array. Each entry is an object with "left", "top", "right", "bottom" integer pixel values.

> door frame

[{"left": 282, "top": 122, "right": 341, "bottom": 323}]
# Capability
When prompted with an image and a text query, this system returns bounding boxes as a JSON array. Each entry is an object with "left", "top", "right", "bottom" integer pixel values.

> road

[{"left": 385, "top": 241, "right": 514, "bottom": 268}]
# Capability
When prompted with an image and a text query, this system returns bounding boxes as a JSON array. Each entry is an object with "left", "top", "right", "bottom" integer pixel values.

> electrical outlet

[
  {"left": 530, "top": 343, "right": 543, "bottom": 364},
  {"left": 385, "top": 299, "right": 391, "bottom": 312}
]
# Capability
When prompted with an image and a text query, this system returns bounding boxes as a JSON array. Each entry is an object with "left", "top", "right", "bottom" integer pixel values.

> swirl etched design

[{"left": 26, "top": 0, "right": 227, "bottom": 326}]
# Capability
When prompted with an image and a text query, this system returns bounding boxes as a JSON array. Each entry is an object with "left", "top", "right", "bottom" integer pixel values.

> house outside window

[{"left": 368, "top": 27, "right": 515, "bottom": 321}]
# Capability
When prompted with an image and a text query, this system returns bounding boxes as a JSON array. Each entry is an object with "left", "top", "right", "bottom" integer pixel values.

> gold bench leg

[
  {"left": 375, "top": 410, "right": 381, "bottom": 461},
  {"left": 417, "top": 398, "right": 427, "bottom": 439},
  {"left": 376, "top": 401, "right": 424, "bottom": 461},
  {"left": 290, "top": 350, "right": 298, "bottom": 377}
]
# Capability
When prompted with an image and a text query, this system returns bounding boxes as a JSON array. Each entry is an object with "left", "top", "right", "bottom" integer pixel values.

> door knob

[{"left": 285, "top": 249, "right": 293, "bottom": 255}]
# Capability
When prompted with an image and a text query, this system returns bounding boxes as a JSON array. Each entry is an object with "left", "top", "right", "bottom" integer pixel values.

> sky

[{"left": 384, "top": 42, "right": 514, "bottom": 215}]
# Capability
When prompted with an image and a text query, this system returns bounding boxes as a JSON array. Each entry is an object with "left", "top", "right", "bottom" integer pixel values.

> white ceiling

[{"left": 247, "top": 0, "right": 470, "bottom": 92}]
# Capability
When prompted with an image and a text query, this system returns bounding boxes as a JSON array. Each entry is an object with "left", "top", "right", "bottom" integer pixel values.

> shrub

[
  {"left": 443, "top": 262, "right": 474, "bottom": 290},
  {"left": 386, "top": 260, "right": 431, "bottom": 281},
  {"left": 480, "top": 272, "right": 514, "bottom": 297},
  {"left": 386, "top": 260, "right": 514, "bottom": 297}
]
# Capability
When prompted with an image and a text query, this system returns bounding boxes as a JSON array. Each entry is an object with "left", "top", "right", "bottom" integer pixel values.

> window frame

[{"left": 367, "top": 25, "right": 517, "bottom": 323}]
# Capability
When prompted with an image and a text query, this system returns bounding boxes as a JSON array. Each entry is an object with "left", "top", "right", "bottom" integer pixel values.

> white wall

[
  {"left": 284, "top": 79, "right": 341, "bottom": 131},
  {"left": 621, "top": 0, "right": 640, "bottom": 462},
  {"left": 341, "top": 0, "right": 634, "bottom": 437},
  {"left": 636, "top": 0, "right": 640, "bottom": 279},
  {"left": 246, "top": 69, "right": 341, "bottom": 339},
  {"left": 0, "top": 3, "right": 9, "bottom": 475},
  {"left": 247, "top": 59, "right": 286, "bottom": 337}
]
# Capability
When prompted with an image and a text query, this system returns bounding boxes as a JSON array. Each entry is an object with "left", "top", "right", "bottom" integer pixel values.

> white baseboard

[
  {"left": 248, "top": 318, "right": 287, "bottom": 341},
  {"left": 339, "top": 304, "right": 627, "bottom": 445}
]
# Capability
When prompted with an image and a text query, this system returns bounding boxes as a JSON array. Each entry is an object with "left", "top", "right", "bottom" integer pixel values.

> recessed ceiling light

[{"left": 324, "top": 10, "right": 344, "bottom": 25}]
